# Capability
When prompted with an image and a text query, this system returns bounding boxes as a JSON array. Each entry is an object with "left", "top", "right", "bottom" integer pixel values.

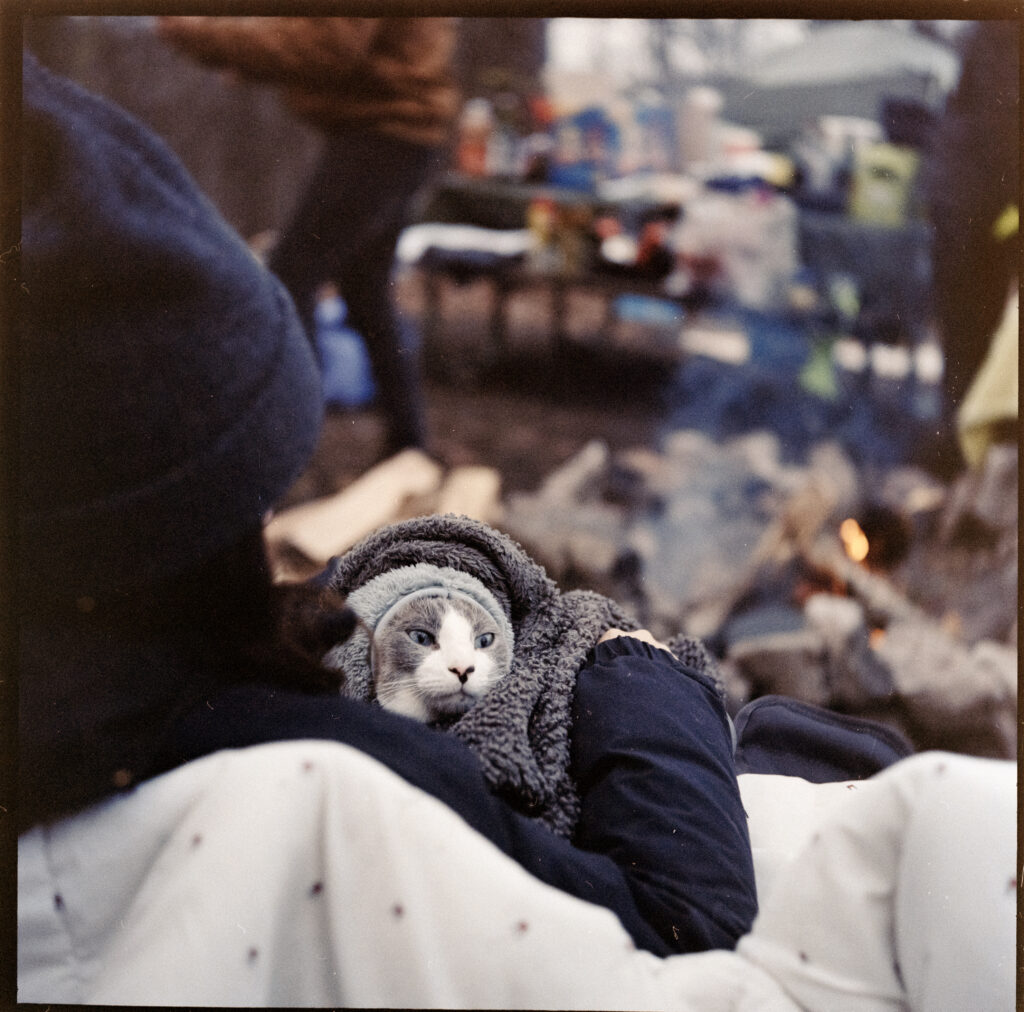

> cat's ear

[{"left": 274, "top": 583, "right": 360, "bottom": 654}]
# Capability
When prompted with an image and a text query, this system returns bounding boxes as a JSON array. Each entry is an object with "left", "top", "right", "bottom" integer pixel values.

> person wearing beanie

[
  {"left": 16, "top": 46, "right": 756, "bottom": 962},
  {"left": 157, "top": 16, "right": 460, "bottom": 457},
  {"left": 18, "top": 46, "right": 328, "bottom": 830},
  {"left": 17, "top": 53, "right": 1014, "bottom": 1012}
]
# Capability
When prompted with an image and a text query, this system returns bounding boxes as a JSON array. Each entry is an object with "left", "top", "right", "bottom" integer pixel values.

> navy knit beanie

[{"left": 19, "top": 53, "right": 323, "bottom": 601}]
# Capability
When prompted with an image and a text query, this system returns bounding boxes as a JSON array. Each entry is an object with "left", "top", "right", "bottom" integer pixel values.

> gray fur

[
  {"left": 323, "top": 514, "right": 722, "bottom": 839},
  {"left": 372, "top": 594, "right": 513, "bottom": 722},
  {"left": 324, "top": 563, "right": 514, "bottom": 705}
]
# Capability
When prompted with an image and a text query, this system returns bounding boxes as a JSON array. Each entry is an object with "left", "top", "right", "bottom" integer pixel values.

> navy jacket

[{"left": 153, "top": 636, "right": 757, "bottom": 957}]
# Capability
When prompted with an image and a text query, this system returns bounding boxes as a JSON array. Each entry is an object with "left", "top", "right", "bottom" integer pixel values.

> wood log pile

[
  {"left": 265, "top": 449, "right": 502, "bottom": 582},
  {"left": 500, "top": 430, "right": 1017, "bottom": 760}
]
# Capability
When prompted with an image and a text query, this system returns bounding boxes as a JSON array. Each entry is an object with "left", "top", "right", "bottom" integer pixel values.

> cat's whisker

[{"left": 374, "top": 678, "right": 417, "bottom": 703}]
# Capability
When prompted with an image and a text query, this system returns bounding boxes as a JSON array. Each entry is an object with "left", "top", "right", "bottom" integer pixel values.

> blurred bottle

[
  {"left": 485, "top": 120, "right": 517, "bottom": 179},
  {"left": 456, "top": 98, "right": 494, "bottom": 177},
  {"left": 676, "top": 86, "right": 723, "bottom": 172},
  {"left": 911, "top": 328, "right": 945, "bottom": 422},
  {"left": 522, "top": 94, "right": 556, "bottom": 183},
  {"left": 526, "top": 197, "right": 563, "bottom": 273}
]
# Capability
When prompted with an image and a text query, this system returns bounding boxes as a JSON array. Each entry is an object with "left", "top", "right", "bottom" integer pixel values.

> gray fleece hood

[
  {"left": 322, "top": 513, "right": 718, "bottom": 838},
  {"left": 323, "top": 563, "right": 514, "bottom": 702}
]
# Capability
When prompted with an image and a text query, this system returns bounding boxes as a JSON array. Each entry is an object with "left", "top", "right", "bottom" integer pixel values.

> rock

[
  {"left": 806, "top": 440, "right": 860, "bottom": 519},
  {"left": 644, "top": 584, "right": 692, "bottom": 642},
  {"left": 873, "top": 620, "right": 1017, "bottom": 758},
  {"left": 503, "top": 490, "right": 628, "bottom": 598},
  {"left": 500, "top": 423, "right": 1015, "bottom": 763},
  {"left": 722, "top": 603, "right": 806, "bottom": 647},
  {"left": 971, "top": 442, "right": 1018, "bottom": 533},
  {"left": 661, "top": 428, "right": 716, "bottom": 468},
  {"left": 804, "top": 593, "right": 895, "bottom": 708},
  {"left": 938, "top": 443, "right": 1018, "bottom": 546},
  {"left": 729, "top": 430, "right": 785, "bottom": 482},
  {"left": 804, "top": 592, "right": 864, "bottom": 643},
  {"left": 564, "top": 528, "right": 622, "bottom": 581},
  {"left": 603, "top": 458, "right": 665, "bottom": 513},
  {"left": 877, "top": 465, "right": 947, "bottom": 519},
  {"left": 615, "top": 447, "right": 673, "bottom": 490},
  {"left": 727, "top": 627, "right": 830, "bottom": 707}
]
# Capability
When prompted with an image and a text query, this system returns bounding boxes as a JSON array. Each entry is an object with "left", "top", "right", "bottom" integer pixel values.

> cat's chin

[{"left": 430, "top": 692, "right": 478, "bottom": 718}]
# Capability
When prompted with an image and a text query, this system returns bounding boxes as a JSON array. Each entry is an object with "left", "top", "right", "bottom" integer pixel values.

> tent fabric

[
  {"left": 744, "top": 23, "right": 959, "bottom": 93},
  {"left": 957, "top": 280, "right": 1019, "bottom": 469}
]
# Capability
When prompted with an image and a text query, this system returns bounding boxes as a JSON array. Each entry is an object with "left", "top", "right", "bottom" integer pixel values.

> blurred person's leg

[
  {"left": 271, "top": 130, "right": 438, "bottom": 453},
  {"left": 268, "top": 149, "right": 332, "bottom": 339},
  {"left": 931, "top": 217, "right": 1012, "bottom": 411}
]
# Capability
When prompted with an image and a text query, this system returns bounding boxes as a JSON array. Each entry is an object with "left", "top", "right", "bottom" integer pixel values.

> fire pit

[{"left": 501, "top": 428, "right": 1017, "bottom": 760}]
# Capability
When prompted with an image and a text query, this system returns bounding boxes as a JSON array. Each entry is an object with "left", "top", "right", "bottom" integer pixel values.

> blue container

[
  {"left": 314, "top": 295, "right": 376, "bottom": 408},
  {"left": 613, "top": 294, "right": 683, "bottom": 327},
  {"left": 548, "top": 106, "right": 621, "bottom": 191}
]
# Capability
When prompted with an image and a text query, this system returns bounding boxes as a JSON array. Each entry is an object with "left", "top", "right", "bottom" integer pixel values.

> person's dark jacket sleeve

[
  {"left": 156, "top": 637, "right": 757, "bottom": 956},
  {"left": 571, "top": 636, "right": 758, "bottom": 952}
]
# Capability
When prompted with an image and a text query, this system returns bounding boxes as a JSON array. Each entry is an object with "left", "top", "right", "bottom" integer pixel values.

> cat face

[{"left": 371, "top": 594, "right": 512, "bottom": 723}]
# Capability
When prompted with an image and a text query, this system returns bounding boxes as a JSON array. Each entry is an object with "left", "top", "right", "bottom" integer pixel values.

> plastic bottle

[
  {"left": 911, "top": 329, "right": 945, "bottom": 422},
  {"left": 456, "top": 98, "right": 494, "bottom": 177}
]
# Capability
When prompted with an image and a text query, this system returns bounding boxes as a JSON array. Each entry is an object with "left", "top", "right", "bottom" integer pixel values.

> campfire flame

[{"left": 839, "top": 518, "right": 870, "bottom": 564}]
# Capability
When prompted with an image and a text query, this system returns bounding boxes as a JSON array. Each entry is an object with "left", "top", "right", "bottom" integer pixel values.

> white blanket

[{"left": 18, "top": 741, "right": 1014, "bottom": 1010}]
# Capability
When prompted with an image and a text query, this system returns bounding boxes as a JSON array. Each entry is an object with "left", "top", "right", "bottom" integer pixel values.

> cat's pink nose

[{"left": 449, "top": 665, "right": 475, "bottom": 684}]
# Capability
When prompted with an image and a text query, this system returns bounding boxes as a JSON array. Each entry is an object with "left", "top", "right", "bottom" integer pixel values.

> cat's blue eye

[
  {"left": 476, "top": 632, "right": 495, "bottom": 649},
  {"left": 408, "top": 629, "right": 435, "bottom": 647}
]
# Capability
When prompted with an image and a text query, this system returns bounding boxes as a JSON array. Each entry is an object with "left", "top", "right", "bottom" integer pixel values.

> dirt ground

[{"left": 280, "top": 267, "right": 674, "bottom": 509}]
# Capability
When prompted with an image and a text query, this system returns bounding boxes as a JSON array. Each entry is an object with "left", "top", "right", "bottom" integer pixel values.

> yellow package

[{"left": 848, "top": 143, "right": 920, "bottom": 227}]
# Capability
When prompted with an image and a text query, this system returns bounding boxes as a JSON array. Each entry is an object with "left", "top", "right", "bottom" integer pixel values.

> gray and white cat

[{"left": 371, "top": 593, "right": 512, "bottom": 723}]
